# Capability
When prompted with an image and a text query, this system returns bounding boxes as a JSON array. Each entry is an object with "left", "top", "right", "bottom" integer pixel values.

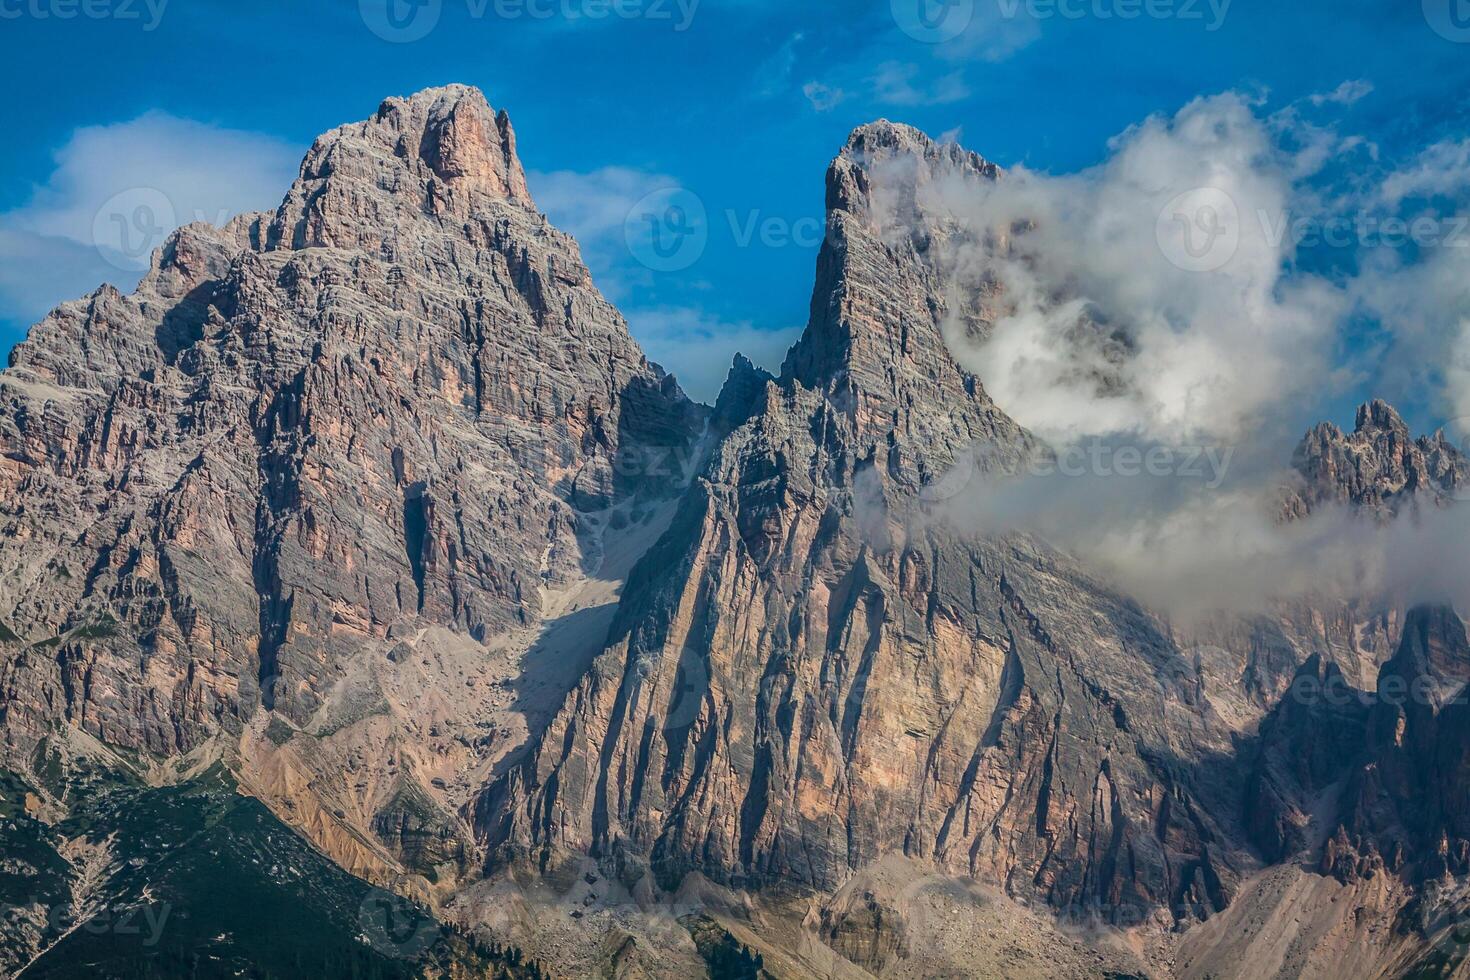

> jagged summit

[
  {"left": 343, "top": 84, "right": 530, "bottom": 202},
  {"left": 1355, "top": 397, "right": 1411, "bottom": 435},
  {"left": 1286, "top": 399, "right": 1467, "bottom": 516},
  {"left": 262, "top": 84, "right": 536, "bottom": 254},
  {"left": 837, "top": 118, "right": 998, "bottom": 174},
  {"left": 826, "top": 118, "right": 999, "bottom": 228}
]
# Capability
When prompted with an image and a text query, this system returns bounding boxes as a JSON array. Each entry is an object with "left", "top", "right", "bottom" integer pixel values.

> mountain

[
  {"left": 1, "top": 86, "right": 1467, "bottom": 979},
  {"left": 1285, "top": 399, "right": 1468, "bottom": 517},
  {"left": 0, "top": 84, "right": 705, "bottom": 889},
  {"left": 476, "top": 120, "right": 1244, "bottom": 931}
]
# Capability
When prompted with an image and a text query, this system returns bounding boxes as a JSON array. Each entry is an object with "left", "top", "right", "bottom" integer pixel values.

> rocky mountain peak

[
  {"left": 827, "top": 119, "right": 999, "bottom": 235},
  {"left": 0, "top": 83, "right": 701, "bottom": 758},
  {"left": 1355, "top": 397, "right": 1411, "bottom": 437},
  {"left": 265, "top": 85, "right": 535, "bottom": 252},
  {"left": 1285, "top": 399, "right": 1468, "bottom": 516},
  {"left": 405, "top": 84, "right": 531, "bottom": 200},
  {"left": 775, "top": 120, "right": 1027, "bottom": 489}
]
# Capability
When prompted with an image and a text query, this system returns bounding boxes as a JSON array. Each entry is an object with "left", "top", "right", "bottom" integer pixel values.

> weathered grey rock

[
  {"left": 0, "top": 83, "right": 701, "bottom": 762},
  {"left": 1284, "top": 398, "right": 1468, "bottom": 517}
]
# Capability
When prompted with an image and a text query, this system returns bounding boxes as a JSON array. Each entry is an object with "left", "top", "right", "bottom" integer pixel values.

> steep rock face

[
  {"left": 1284, "top": 399, "right": 1467, "bottom": 517},
  {"left": 1242, "top": 654, "right": 1371, "bottom": 864},
  {"left": 1221, "top": 606, "right": 1470, "bottom": 978},
  {"left": 1323, "top": 606, "right": 1470, "bottom": 884},
  {"left": 0, "top": 85, "right": 700, "bottom": 774},
  {"left": 477, "top": 123, "right": 1247, "bottom": 926}
]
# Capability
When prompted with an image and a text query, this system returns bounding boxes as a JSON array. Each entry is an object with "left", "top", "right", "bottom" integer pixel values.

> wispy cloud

[
  {"left": 1308, "top": 79, "right": 1374, "bottom": 107},
  {"left": 914, "top": 92, "right": 1345, "bottom": 446},
  {"left": 891, "top": 87, "right": 1470, "bottom": 615},
  {"left": 531, "top": 165, "right": 678, "bottom": 249},
  {"left": 932, "top": 3, "right": 1044, "bottom": 63},
  {"left": 754, "top": 32, "right": 806, "bottom": 98},
  {"left": 871, "top": 61, "right": 970, "bottom": 107},
  {"left": 802, "top": 81, "right": 847, "bottom": 112},
  {"left": 1377, "top": 138, "right": 1470, "bottom": 205}
]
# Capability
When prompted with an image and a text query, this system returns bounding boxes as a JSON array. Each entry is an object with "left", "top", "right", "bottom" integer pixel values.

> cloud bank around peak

[
  {"left": 881, "top": 88, "right": 1470, "bottom": 615},
  {"left": 902, "top": 92, "right": 1355, "bottom": 448}
]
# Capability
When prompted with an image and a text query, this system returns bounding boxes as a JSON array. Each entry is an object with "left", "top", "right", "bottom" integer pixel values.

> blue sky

[{"left": 2, "top": 0, "right": 1469, "bottom": 431}]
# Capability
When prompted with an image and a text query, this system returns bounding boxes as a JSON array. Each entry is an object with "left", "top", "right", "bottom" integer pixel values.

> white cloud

[
  {"left": 897, "top": 92, "right": 1347, "bottom": 446},
  {"left": 1308, "top": 79, "right": 1374, "bottom": 107},
  {"left": 935, "top": 472, "right": 1470, "bottom": 618},
  {"left": 1377, "top": 139, "right": 1470, "bottom": 205},
  {"left": 1352, "top": 238, "right": 1470, "bottom": 423},
  {"left": 0, "top": 228, "right": 117, "bottom": 328},
  {"left": 527, "top": 164, "right": 686, "bottom": 305},
  {"left": 622, "top": 306, "right": 800, "bottom": 404},
  {"left": 755, "top": 32, "right": 805, "bottom": 99},
  {"left": 900, "top": 89, "right": 1470, "bottom": 617},
  {"left": 0, "top": 113, "right": 298, "bottom": 330}
]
